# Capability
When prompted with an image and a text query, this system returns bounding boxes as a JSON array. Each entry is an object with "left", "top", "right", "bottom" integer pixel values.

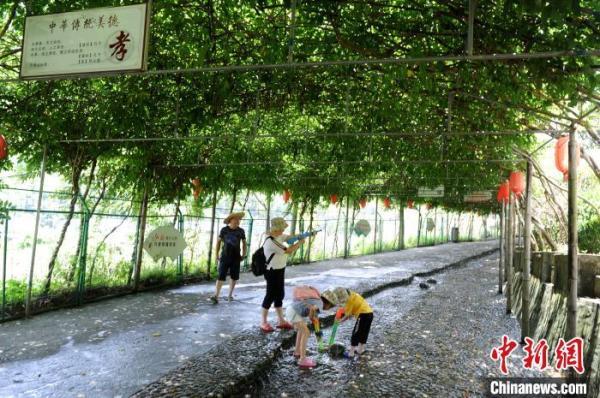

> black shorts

[
  {"left": 351, "top": 312, "right": 374, "bottom": 346},
  {"left": 218, "top": 259, "right": 241, "bottom": 281}
]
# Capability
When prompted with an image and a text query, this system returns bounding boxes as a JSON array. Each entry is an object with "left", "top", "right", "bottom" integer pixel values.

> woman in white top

[{"left": 260, "top": 217, "right": 305, "bottom": 333}]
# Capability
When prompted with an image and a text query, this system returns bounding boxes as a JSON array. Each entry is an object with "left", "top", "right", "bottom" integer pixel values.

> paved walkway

[
  {"left": 255, "top": 253, "right": 557, "bottom": 397},
  {"left": 0, "top": 241, "right": 496, "bottom": 398}
]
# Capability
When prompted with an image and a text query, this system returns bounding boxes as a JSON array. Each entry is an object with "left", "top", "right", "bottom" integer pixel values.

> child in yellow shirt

[{"left": 321, "top": 287, "right": 374, "bottom": 358}]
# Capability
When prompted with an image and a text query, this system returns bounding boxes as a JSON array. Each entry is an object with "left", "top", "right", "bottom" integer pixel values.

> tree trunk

[
  {"left": 349, "top": 203, "right": 357, "bottom": 254},
  {"left": 506, "top": 194, "right": 515, "bottom": 314},
  {"left": 305, "top": 201, "right": 315, "bottom": 263},
  {"left": 531, "top": 217, "right": 558, "bottom": 251},
  {"left": 521, "top": 161, "right": 533, "bottom": 342},
  {"left": 67, "top": 163, "right": 101, "bottom": 283},
  {"left": 332, "top": 203, "right": 342, "bottom": 257},
  {"left": 160, "top": 198, "right": 181, "bottom": 270},
  {"left": 133, "top": 183, "right": 149, "bottom": 291},
  {"left": 398, "top": 206, "right": 405, "bottom": 250},
  {"left": 206, "top": 191, "right": 218, "bottom": 279},
  {"left": 240, "top": 189, "right": 250, "bottom": 211},
  {"left": 265, "top": 192, "right": 271, "bottom": 232},
  {"left": 43, "top": 165, "right": 83, "bottom": 295},
  {"left": 290, "top": 201, "right": 299, "bottom": 236},
  {"left": 580, "top": 145, "right": 600, "bottom": 181},
  {"left": 128, "top": 200, "right": 143, "bottom": 286},
  {"left": 566, "top": 128, "right": 579, "bottom": 345},
  {"left": 498, "top": 203, "right": 505, "bottom": 294},
  {"left": 88, "top": 203, "right": 132, "bottom": 285},
  {"left": 343, "top": 197, "right": 350, "bottom": 258},
  {"left": 417, "top": 206, "right": 422, "bottom": 247},
  {"left": 229, "top": 189, "right": 237, "bottom": 214},
  {"left": 296, "top": 200, "right": 307, "bottom": 264}
]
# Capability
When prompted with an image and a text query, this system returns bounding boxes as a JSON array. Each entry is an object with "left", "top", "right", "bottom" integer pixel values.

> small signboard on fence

[
  {"left": 464, "top": 191, "right": 493, "bottom": 203},
  {"left": 418, "top": 185, "right": 445, "bottom": 198},
  {"left": 143, "top": 225, "right": 187, "bottom": 261},
  {"left": 20, "top": 3, "right": 150, "bottom": 79}
]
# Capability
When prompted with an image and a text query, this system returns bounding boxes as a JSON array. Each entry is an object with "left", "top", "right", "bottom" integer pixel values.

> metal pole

[
  {"left": 498, "top": 202, "right": 504, "bottom": 294},
  {"left": 58, "top": 129, "right": 567, "bottom": 145},
  {"left": 467, "top": 0, "right": 477, "bottom": 56},
  {"left": 299, "top": 212, "right": 305, "bottom": 262},
  {"left": 9, "top": 50, "right": 599, "bottom": 84},
  {"left": 323, "top": 222, "right": 327, "bottom": 260},
  {"left": 207, "top": 191, "right": 217, "bottom": 279},
  {"left": 344, "top": 197, "right": 350, "bottom": 258},
  {"left": 417, "top": 206, "right": 422, "bottom": 247},
  {"left": 446, "top": 211, "right": 450, "bottom": 242},
  {"left": 381, "top": 218, "right": 384, "bottom": 251},
  {"left": 521, "top": 161, "right": 533, "bottom": 342},
  {"left": 374, "top": 197, "right": 378, "bottom": 254},
  {"left": 506, "top": 192, "right": 515, "bottom": 314},
  {"left": 178, "top": 210, "right": 184, "bottom": 281},
  {"left": 434, "top": 208, "right": 438, "bottom": 245},
  {"left": 26, "top": 146, "right": 47, "bottom": 317},
  {"left": 244, "top": 212, "right": 253, "bottom": 271},
  {"left": 398, "top": 206, "right": 405, "bottom": 250},
  {"left": 2, "top": 217, "right": 8, "bottom": 321},
  {"left": 567, "top": 130, "right": 579, "bottom": 342}
]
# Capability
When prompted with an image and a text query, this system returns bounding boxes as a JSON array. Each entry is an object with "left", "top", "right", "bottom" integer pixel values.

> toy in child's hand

[
  {"left": 312, "top": 317, "right": 326, "bottom": 352},
  {"left": 328, "top": 308, "right": 345, "bottom": 346},
  {"left": 286, "top": 230, "right": 321, "bottom": 245}
]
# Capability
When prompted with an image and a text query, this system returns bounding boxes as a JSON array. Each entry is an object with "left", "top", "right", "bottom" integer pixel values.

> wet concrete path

[
  {"left": 0, "top": 241, "right": 496, "bottom": 397},
  {"left": 253, "top": 253, "right": 556, "bottom": 398}
]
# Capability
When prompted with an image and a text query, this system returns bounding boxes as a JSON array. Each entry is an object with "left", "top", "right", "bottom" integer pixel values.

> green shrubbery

[{"left": 579, "top": 216, "right": 600, "bottom": 254}]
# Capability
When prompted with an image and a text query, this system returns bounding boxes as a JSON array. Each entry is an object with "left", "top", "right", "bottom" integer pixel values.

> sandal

[
  {"left": 298, "top": 357, "right": 317, "bottom": 368},
  {"left": 276, "top": 321, "right": 293, "bottom": 330},
  {"left": 260, "top": 323, "right": 275, "bottom": 333},
  {"left": 209, "top": 296, "right": 218, "bottom": 304},
  {"left": 343, "top": 351, "right": 356, "bottom": 359}
]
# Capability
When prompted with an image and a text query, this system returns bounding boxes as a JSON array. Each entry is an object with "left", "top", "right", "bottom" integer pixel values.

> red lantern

[
  {"left": 383, "top": 197, "right": 391, "bottom": 209},
  {"left": 555, "top": 136, "right": 580, "bottom": 181},
  {"left": 359, "top": 198, "right": 367, "bottom": 209},
  {"left": 191, "top": 178, "right": 202, "bottom": 200},
  {"left": 496, "top": 181, "right": 510, "bottom": 204},
  {"left": 407, "top": 200, "right": 415, "bottom": 209},
  {"left": 0, "top": 135, "right": 7, "bottom": 160},
  {"left": 283, "top": 190, "right": 291, "bottom": 203},
  {"left": 330, "top": 194, "right": 338, "bottom": 205},
  {"left": 509, "top": 171, "right": 525, "bottom": 197}
]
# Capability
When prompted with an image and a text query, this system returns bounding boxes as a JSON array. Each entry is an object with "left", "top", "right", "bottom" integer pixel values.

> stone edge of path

[{"left": 131, "top": 247, "right": 499, "bottom": 398}]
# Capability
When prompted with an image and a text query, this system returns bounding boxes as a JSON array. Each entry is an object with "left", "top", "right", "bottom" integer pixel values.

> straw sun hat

[
  {"left": 269, "top": 217, "right": 289, "bottom": 232},
  {"left": 321, "top": 287, "right": 351, "bottom": 306},
  {"left": 223, "top": 212, "right": 245, "bottom": 224}
]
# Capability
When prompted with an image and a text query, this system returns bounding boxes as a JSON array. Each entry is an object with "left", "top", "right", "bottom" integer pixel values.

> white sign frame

[
  {"left": 464, "top": 191, "right": 493, "bottom": 203},
  {"left": 143, "top": 225, "right": 187, "bottom": 262},
  {"left": 418, "top": 185, "right": 445, "bottom": 198},
  {"left": 20, "top": 3, "right": 151, "bottom": 79}
]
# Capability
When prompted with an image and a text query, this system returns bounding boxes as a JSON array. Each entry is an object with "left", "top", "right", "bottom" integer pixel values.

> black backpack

[{"left": 251, "top": 237, "right": 276, "bottom": 276}]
